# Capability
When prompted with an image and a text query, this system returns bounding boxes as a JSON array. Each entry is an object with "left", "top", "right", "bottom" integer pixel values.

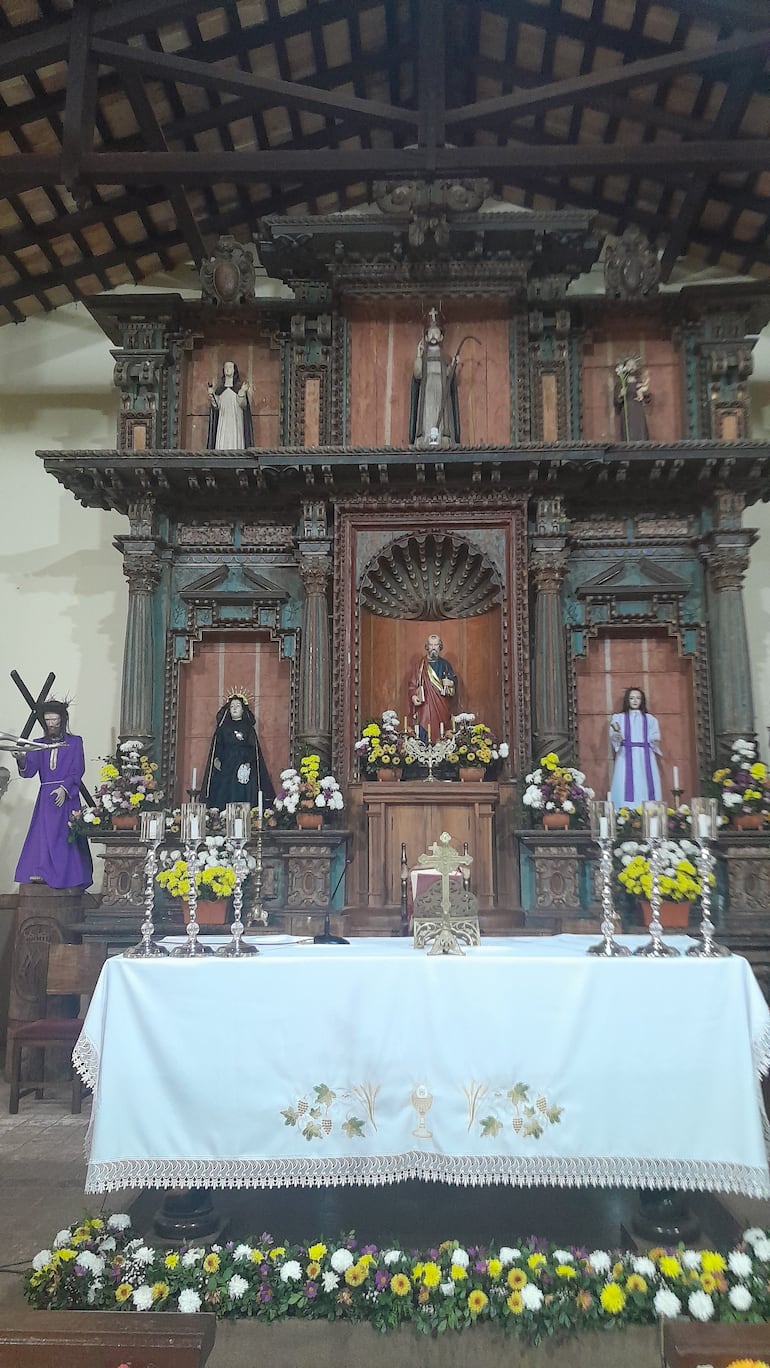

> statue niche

[{"left": 358, "top": 533, "right": 503, "bottom": 750}]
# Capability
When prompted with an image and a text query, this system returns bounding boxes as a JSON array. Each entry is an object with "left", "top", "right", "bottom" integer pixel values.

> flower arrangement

[
  {"left": 355, "top": 710, "right": 405, "bottom": 777},
  {"left": 614, "top": 838, "right": 702, "bottom": 904},
  {"left": 68, "top": 742, "right": 164, "bottom": 839},
  {"left": 710, "top": 739, "right": 770, "bottom": 822},
  {"left": 448, "top": 714, "right": 509, "bottom": 771},
  {"left": 522, "top": 753, "right": 594, "bottom": 826},
  {"left": 25, "top": 1213, "right": 770, "bottom": 1340},
  {"left": 156, "top": 838, "right": 253, "bottom": 902},
  {"left": 614, "top": 804, "right": 695, "bottom": 841},
  {"left": 268, "top": 757, "right": 344, "bottom": 826}
]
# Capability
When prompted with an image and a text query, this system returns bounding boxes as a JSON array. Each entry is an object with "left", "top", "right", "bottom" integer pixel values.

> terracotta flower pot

[
  {"left": 458, "top": 767, "right": 483, "bottom": 782},
  {"left": 376, "top": 767, "right": 401, "bottom": 782},
  {"left": 297, "top": 811, "right": 323, "bottom": 830},
  {"left": 732, "top": 813, "right": 764, "bottom": 831},
  {"left": 542, "top": 812, "right": 570, "bottom": 830},
  {"left": 640, "top": 899, "right": 692, "bottom": 928},
  {"left": 111, "top": 814, "right": 138, "bottom": 831},
  {"left": 182, "top": 898, "right": 228, "bottom": 925}
]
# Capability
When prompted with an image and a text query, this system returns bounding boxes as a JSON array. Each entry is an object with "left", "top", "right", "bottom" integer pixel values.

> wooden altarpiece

[{"left": 34, "top": 188, "right": 770, "bottom": 971}]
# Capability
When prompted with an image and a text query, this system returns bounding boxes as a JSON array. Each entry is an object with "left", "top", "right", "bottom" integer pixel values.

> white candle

[
  {"left": 673, "top": 765, "right": 680, "bottom": 789},
  {"left": 191, "top": 767, "right": 197, "bottom": 790},
  {"left": 699, "top": 814, "right": 710, "bottom": 839},
  {"left": 149, "top": 817, "right": 158, "bottom": 841},
  {"left": 234, "top": 818, "right": 243, "bottom": 840},
  {"left": 258, "top": 790, "right": 263, "bottom": 822},
  {"left": 649, "top": 816, "right": 659, "bottom": 840},
  {"left": 189, "top": 816, "right": 199, "bottom": 840},
  {"left": 606, "top": 791, "right": 612, "bottom": 805},
  {"left": 599, "top": 816, "right": 608, "bottom": 839},
  {"left": 440, "top": 722, "right": 444, "bottom": 737}
]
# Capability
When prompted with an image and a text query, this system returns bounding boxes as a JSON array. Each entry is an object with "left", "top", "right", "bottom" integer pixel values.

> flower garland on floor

[{"left": 24, "top": 1216, "right": 770, "bottom": 1341}]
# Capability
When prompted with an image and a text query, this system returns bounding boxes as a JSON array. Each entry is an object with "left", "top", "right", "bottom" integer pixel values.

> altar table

[{"left": 73, "top": 936, "right": 770, "bottom": 1196}]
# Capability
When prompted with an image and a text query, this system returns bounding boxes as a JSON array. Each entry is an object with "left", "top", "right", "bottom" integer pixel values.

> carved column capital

[
  {"left": 530, "top": 548, "right": 568, "bottom": 593},
  {"left": 299, "top": 552, "right": 332, "bottom": 595},
  {"left": 122, "top": 548, "right": 163, "bottom": 596},
  {"left": 702, "top": 530, "right": 756, "bottom": 592}
]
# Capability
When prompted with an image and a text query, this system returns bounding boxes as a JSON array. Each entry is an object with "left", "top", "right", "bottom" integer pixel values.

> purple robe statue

[{"left": 15, "top": 733, "right": 93, "bottom": 889}]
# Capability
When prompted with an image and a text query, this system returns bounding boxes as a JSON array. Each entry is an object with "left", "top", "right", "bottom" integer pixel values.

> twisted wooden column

[{"left": 297, "top": 552, "right": 332, "bottom": 770}]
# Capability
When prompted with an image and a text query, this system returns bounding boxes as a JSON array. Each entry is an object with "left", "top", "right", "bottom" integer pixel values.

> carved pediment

[
  {"left": 179, "top": 565, "right": 289, "bottom": 604},
  {"left": 577, "top": 557, "right": 688, "bottom": 600}
]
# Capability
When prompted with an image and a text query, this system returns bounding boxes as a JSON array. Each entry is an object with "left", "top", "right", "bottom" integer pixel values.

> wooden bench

[{"left": 0, "top": 1310, "right": 215, "bottom": 1368}]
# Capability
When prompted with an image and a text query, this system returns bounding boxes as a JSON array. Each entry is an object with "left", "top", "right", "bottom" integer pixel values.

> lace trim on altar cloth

[
  {"left": 84, "top": 1154, "right": 770, "bottom": 1198},
  {"left": 72, "top": 1033, "right": 99, "bottom": 1092}
]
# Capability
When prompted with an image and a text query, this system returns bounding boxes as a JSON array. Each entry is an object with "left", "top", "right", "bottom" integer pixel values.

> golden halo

[{"left": 223, "top": 686, "right": 252, "bottom": 707}]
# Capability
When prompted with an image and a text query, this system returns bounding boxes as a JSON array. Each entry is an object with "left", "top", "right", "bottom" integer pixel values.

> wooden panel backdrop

[
  {"left": 176, "top": 632, "right": 291, "bottom": 806},
  {"left": 575, "top": 630, "right": 697, "bottom": 805},
  {"left": 181, "top": 336, "right": 281, "bottom": 449},
  {"left": 581, "top": 322, "right": 683, "bottom": 444},
  {"left": 359, "top": 610, "right": 504, "bottom": 740}
]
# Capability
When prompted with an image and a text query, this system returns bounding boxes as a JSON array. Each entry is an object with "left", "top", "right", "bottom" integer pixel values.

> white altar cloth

[{"left": 73, "top": 935, "right": 770, "bottom": 1195}]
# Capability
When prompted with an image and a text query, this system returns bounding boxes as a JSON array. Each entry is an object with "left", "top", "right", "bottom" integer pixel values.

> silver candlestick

[
  {"left": 687, "top": 797, "right": 730, "bottom": 958},
  {"left": 587, "top": 800, "right": 629, "bottom": 957},
  {"left": 171, "top": 802, "right": 212, "bottom": 957},
  {"left": 404, "top": 732, "right": 456, "bottom": 782},
  {"left": 245, "top": 808, "right": 267, "bottom": 928},
  {"left": 219, "top": 802, "right": 257, "bottom": 956},
  {"left": 635, "top": 800, "right": 679, "bottom": 958},
  {"left": 124, "top": 808, "right": 169, "bottom": 958}
]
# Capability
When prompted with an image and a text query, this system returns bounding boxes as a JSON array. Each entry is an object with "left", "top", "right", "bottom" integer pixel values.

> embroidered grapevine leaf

[
  {"left": 479, "top": 1115, "right": 504, "bottom": 1138},
  {"left": 507, "top": 1083, "right": 530, "bottom": 1106},
  {"left": 314, "top": 1084, "right": 336, "bottom": 1109},
  {"left": 341, "top": 1116, "right": 366, "bottom": 1138},
  {"left": 281, "top": 1106, "right": 298, "bottom": 1127}
]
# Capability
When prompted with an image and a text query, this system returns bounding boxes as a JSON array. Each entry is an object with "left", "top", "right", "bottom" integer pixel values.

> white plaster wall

[{"left": 0, "top": 304, "right": 125, "bottom": 893}]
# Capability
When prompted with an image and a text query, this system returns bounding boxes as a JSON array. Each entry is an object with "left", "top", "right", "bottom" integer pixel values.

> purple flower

[
  {"left": 362, "top": 1244, "right": 378, "bottom": 1257},
  {"left": 259, "top": 1286, "right": 273, "bottom": 1303},
  {"left": 259, "top": 1263, "right": 270, "bottom": 1278},
  {"left": 304, "top": 1280, "right": 318, "bottom": 1298},
  {"left": 375, "top": 1270, "right": 390, "bottom": 1291},
  {"left": 474, "top": 1259, "right": 487, "bottom": 1274},
  {"left": 74, "top": 1264, "right": 87, "bottom": 1276}
]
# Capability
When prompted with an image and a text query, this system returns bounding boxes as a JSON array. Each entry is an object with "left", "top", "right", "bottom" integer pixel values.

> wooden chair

[{"left": 8, "top": 943, "right": 106, "bottom": 1115}]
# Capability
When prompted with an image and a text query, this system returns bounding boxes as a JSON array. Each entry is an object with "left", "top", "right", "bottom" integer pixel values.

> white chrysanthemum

[
  {"left": 752, "top": 1238, "right": 770, "bottom": 1261},
  {"left": 382, "top": 1249, "right": 403, "bottom": 1266},
  {"left": 181, "top": 1247, "right": 205, "bottom": 1267},
  {"left": 682, "top": 1250, "right": 702, "bottom": 1270},
  {"left": 632, "top": 1256, "right": 656, "bottom": 1278},
  {"left": 233, "top": 1244, "right": 253, "bottom": 1263},
  {"left": 76, "top": 1251, "right": 105, "bottom": 1275},
  {"left": 330, "top": 1248, "right": 354, "bottom": 1273},
  {"left": 32, "top": 1249, "right": 52, "bottom": 1271},
  {"left": 322, "top": 1271, "right": 340, "bottom": 1292},
  {"left": 562, "top": 800, "right": 575, "bottom": 813},
  {"left": 178, "top": 1288, "right": 202, "bottom": 1313},
  {"left": 451, "top": 1248, "right": 469, "bottom": 1268},
  {"left": 440, "top": 1281, "right": 455, "bottom": 1297},
  {"left": 553, "top": 1249, "right": 574, "bottom": 1263},
  {"left": 228, "top": 1274, "right": 249, "bottom": 1299},
  {"left": 280, "top": 1260, "right": 303, "bottom": 1283},
  {"left": 521, "top": 1283, "right": 544, "bottom": 1311},
  {"left": 728, "top": 1250, "right": 753, "bottom": 1277},
  {"left": 742, "top": 1226, "right": 766, "bottom": 1247},
  {"left": 499, "top": 743, "right": 509, "bottom": 758},
  {"left": 132, "top": 1285, "right": 153, "bottom": 1311},
  {"left": 107, "top": 1214, "right": 132, "bottom": 1232},
  {"left": 498, "top": 1247, "right": 521, "bottom": 1266},
  {"left": 654, "top": 1287, "right": 681, "bottom": 1318},
  {"left": 97, "top": 1236, "right": 116, "bottom": 1254},
  {"left": 53, "top": 1229, "right": 72, "bottom": 1248},
  {"left": 728, "top": 1284, "right": 752, "bottom": 1311},
  {"left": 688, "top": 1289, "right": 714, "bottom": 1321},
  {"left": 588, "top": 1250, "right": 611, "bottom": 1274},
  {"left": 86, "top": 1279, "right": 103, "bottom": 1306},
  {"left": 133, "top": 1246, "right": 155, "bottom": 1265}
]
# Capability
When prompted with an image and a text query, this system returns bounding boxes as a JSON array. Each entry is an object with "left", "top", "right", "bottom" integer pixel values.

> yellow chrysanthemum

[
  {"left": 306, "top": 1260, "right": 321, "bottom": 1279},
  {"left": 308, "top": 1242, "right": 327, "bottom": 1261},
  {"left": 72, "top": 1226, "right": 90, "bottom": 1242},
  {"left": 507, "top": 1267, "right": 528, "bottom": 1289},
  {"left": 203, "top": 1253, "right": 220, "bottom": 1273},
  {"left": 115, "top": 1283, "right": 132, "bottom": 1303},
  {"left": 152, "top": 1281, "right": 170, "bottom": 1301},
  {"left": 268, "top": 1247, "right": 286, "bottom": 1261},
  {"left": 468, "top": 1289, "right": 489, "bottom": 1314},
  {"left": 528, "top": 1253, "right": 546, "bottom": 1270},
  {"left": 487, "top": 1258, "right": 502, "bottom": 1279},
  {"left": 700, "top": 1251, "right": 727, "bottom": 1273},
  {"left": 751, "top": 764, "right": 767, "bottom": 781},
  {"left": 390, "top": 1273, "right": 411, "bottom": 1296},
  {"left": 450, "top": 1265, "right": 467, "bottom": 1281},
  {"left": 53, "top": 1249, "right": 76, "bottom": 1264},
  {"left": 358, "top": 1253, "right": 375, "bottom": 1269},
  {"left": 600, "top": 1283, "right": 626, "bottom": 1314},
  {"left": 422, "top": 1262, "right": 441, "bottom": 1288},
  {"left": 87, "top": 1218, "right": 104, "bottom": 1230},
  {"left": 700, "top": 1272, "right": 718, "bottom": 1293},
  {"left": 626, "top": 1274, "right": 648, "bottom": 1294},
  {"left": 345, "top": 1262, "right": 367, "bottom": 1286},
  {"left": 250, "top": 1249, "right": 265, "bottom": 1264},
  {"left": 507, "top": 1290, "right": 524, "bottom": 1314},
  {"left": 556, "top": 1264, "right": 577, "bottom": 1279},
  {"left": 658, "top": 1255, "right": 682, "bottom": 1279},
  {"left": 164, "top": 1252, "right": 179, "bottom": 1269},
  {"left": 726, "top": 1360, "right": 770, "bottom": 1368}
]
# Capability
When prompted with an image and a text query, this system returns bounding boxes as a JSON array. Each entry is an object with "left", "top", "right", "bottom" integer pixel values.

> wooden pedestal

[{"left": 363, "top": 780, "right": 498, "bottom": 908}]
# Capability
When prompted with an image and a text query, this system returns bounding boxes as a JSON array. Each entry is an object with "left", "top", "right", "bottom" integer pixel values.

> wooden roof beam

[
  {"left": 60, "top": 0, "right": 97, "bottom": 194},
  {"left": 121, "top": 72, "right": 206, "bottom": 267},
  {"left": 445, "top": 27, "right": 770, "bottom": 130},
  {"left": 90, "top": 36, "right": 419, "bottom": 133},
  {"left": 417, "top": 0, "right": 445, "bottom": 167}
]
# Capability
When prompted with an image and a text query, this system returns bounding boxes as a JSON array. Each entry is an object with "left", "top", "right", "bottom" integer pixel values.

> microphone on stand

[{"left": 314, "top": 856, "right": 352, "bottom": 944}]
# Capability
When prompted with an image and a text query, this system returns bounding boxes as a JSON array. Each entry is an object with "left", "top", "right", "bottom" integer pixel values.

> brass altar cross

[{"left": 414, "top": 832, "right": 478, "bottom": 956}]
